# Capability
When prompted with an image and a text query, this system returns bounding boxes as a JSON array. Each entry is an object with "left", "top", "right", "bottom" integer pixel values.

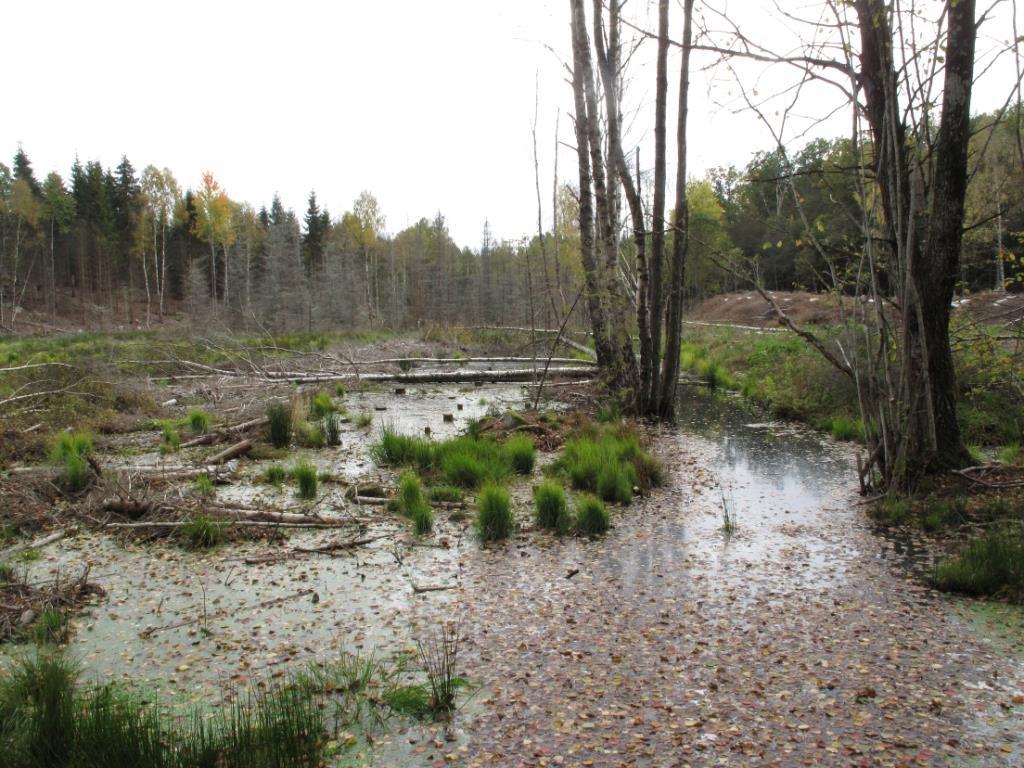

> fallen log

[
  {"left": 2, "top": 530, "right": 68, "bottom": 557},
  {"left": 181, "top": 417, "right": 268, "bottom": 448},
  {"left": 344, "top": 356, "right": 594, "bottom": 367},
  {"left": 208, "top": 439, "right": 252, "bottom": 465},
  {"left": 105, "top": 520, "right": 348, "bottom": 530},
  {"left": 411, "top": 582, "right": 457, "bottom": 594}
]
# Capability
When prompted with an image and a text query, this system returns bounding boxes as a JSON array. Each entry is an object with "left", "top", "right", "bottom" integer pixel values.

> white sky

[{"left": 3, "top": 1, "right": 1019, "bottom": 249}]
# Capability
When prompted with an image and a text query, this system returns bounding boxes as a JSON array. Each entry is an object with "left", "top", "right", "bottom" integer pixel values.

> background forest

[{"left": 1, "top": 105, "right": 1020, "bottom": 336}]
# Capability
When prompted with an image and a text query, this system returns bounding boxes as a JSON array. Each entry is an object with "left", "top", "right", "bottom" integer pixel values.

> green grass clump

[
  {"left": 49, "top": 432, "right": 93, "bottom": 493},
  {"left": 932, "top": 527, "right": 1024, "bottom": 598},
  {"left": 873, "top": 496, "right": 911, "bottom": 525},
  {"left": 179, "top": 513, "right": 226, "bottom": 548},
  {"left": 192, "top": 473, "right": 216, "bottom": 498},
  {"left": 371, "top": 427, "right": 435, "bottom": 469},
  {"left": 295, "top": 420, "right": 326, "bottom": 449},
  {"left": 266, "top": 403, "right": 293, "bottom": 448},
  {"left": 596, "top": 461, "right": 636, "bottom": 504},
  {"left": 384, "top": 684, "right": 432, "bottom": 719},
  {"left": 554, "top": 428, "right": 656, "bottom": 503},
  {"left": 160, "top": 422, "right": 181, "bottom": 454},
  {"left": 504, "top": 435, "right": 536, "bottom": 475},
  {"left": 292, "top": 460, "right": 318, "bottom": 500},
  {"left": 921, "top": 497, "right": 968, "bottom": 532},
  {"left": 322, "top": 414, "right": 342, "bottom": 447},
  {"left": 0, "top": 653, "right": 328, "bottom": 768},
  {"left": 28, "top": 608, "right": 68, "bottom": 645},
  {"left": 334, "top": 383, "right": 346, "bottom": 397},
  {"left": 427, "top": 485, "right": 463, "bottom": 503},
  {"left": 187, "top": 409, "right": 211, "bottom": 434},
  {"left": 262, "top": 464, "right": 287, "bottom": 488},
  {"left": 998, "top": 444, "right": 1022, "bottom": 466},
  {"left": 476, "top": 484, "right": 513, "bottom": 541},
  {"left": 576, "top": 495, "right": 610, "bottom": 535},
  {"left": 354, "top": 413, "right": 373, "bottom": 429},
  {"left": 411, "top": 505, "right": 434, "bottom": 535},
  {"left": 533, "top": 481, "right": 571, "bottom": 534},
  {"left": 309, "top": 391, "right": 335, "bottom": 419},
  {"left": 398, "top": 471, "right": 427, "bottom": 515},
  {"left": 829, "top": 416, "right": 861, "bottom": 442}
]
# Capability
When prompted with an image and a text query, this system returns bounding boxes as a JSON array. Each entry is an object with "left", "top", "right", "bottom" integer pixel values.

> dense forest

[{"left": 0, "top": 106, "right": 1019, "bottom": 335}]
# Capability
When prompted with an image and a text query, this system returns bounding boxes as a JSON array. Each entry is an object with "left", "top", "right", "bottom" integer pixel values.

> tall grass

[
  {"left": 179, "top": 513, "right": 226, "bottom": 549},
  {"left": 49, "top": 432, "right": 94, "bottom": 493},
  {"left": 533, "top": 481, "right": 571, "bottom": 534},
  {"left": 398, "top": 471, "right": 434, "bottom": 534},
  {"left": 266, "top": 403, "right": 293, "bottom": 449},
  {"left": 372, "top": 427, "right": 516, "bottom": 489},
  {"left": 321, "top": 414, "right": 342, "bottom": 447},
  {"left": 187, "top": 409, "right": 211, "bottom": 434},
  {"left": 504, "top": 435, "right": 536, "bottom": 475},
  {"left": 575, "top": 495, "right": 610, "bottom": 535},
  {"left": 0, "top": 653, "right": 328, "bottom": 768},
  {"left": 553, "top": 428, "right": 659, "bottom": 503},
  {"left": 292, "top": 461, "right": 318, "bottom": 500},
  {"left": 309, "top": 391, "right": 335, "bottom": 420},
  {"left": 932, "top": 527, "right": 1024, "bottom": 598},
  {"left": 476, "top": 484, "right": 513, "bottom": 541}
]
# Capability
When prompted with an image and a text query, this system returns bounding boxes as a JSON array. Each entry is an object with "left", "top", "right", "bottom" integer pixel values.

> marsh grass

[
  {"left": 829, "top": 416, "right": 862, "bottom": 442},
  {"left": 186, "top": 409, "right": 211, "bottom": 434},
  {"left": 476, "top": 484, "right": 513, "bottom": 541},
  {"left": 372, "top": 427, "right": 514, "bottom": 489},
  {"left": 354, "top": 413, "right": 373, "bottom": 429},
  {"left": 179, "top": 514, "right": 226, "bottom": 549},
  {"left": 553, "top": 427, "right": 659, "bottom": 503},
  {"left": 309, "top": 391, "right": 335, "bottom": 420},
  {"left": 575, "top": 495, "right": 610, "bottom": 536},
  {"left": 159, "top": 422, "right": 181, "bottom": 455},
  {"left": 191, "top": 473, "right": 216, "bottom": 498},
  {"left": 933, "top": 526, "right": 1024, "bottom": 598},
  {"left": 533, "top": 481, "right": 571, "bottom": 534},
  {"left": 321, "top": 414, "right": 342, "bottom": 447},
  {"left": 504, "top": 435, "right": 536, "bottom": 475},
  {"left": 49, "top": 432, "right": 93, "bottom": 493},
  {"left": 292, "top": 461, "right": 318, "bottom": 500},
  {"left": 294, "top": 420, "right": 325, "bottom": 449},
  {"left": 0, "top": 653, "right": 329, "bottom": 768},
  {"left": 427, "top": 485, "right": 463, "bottom": 503},
  {"left": 262, "top": 464, "right": 287, "bottom": 488},
  {"left": 266, "top": 403, "right": 293, "bottom": 449}
]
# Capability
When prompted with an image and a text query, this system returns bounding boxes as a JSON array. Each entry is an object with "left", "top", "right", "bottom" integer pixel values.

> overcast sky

[{"left": 3, "top": 1, "right": 1018, "bottom": 249}]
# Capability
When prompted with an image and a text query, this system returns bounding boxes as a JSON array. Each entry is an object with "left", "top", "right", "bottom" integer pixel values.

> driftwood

[
  {"left": 411, "top": 582, "right": 458, "bottom": 594},
  {"left": 181, "top": 417, "right": 268, "bottom": 448},
  {"left": 2, "top": 530, "right": 68, "bottom": 557},
  {"left": 208, "top": 440, "right": 252, "bottom": 465},
  {"left": 243, "top": 534, "right": 390, "bottom": 564}
]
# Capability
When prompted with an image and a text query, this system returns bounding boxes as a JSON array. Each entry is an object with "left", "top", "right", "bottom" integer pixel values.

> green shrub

[
  {"left": 504, "top": 435, "right": 536, "bottom": 475},
  {"left": 191, "top": 473, "right": 216, "bottom": 498},
  {"left": 262, "top": 464, "right": 286, "bottom": 488},
  {"left": 179, "top": 513, "right": 226, "bottom": 549},
  {"left": 476, "top": 484, "right": 513, "bottom": 541},
  {"left": 534, "top": 481, "right": 571, "bottom": 534},
  {"left": 292, "top": 461, "right": 318, "bottom": 500},
  {"left": 266, "top": 403, "right": 293, "bottom": 448},
  {"left": 576, "top": 495, "right": 610, "bottom": 535},
  {"left": 187, "top": 409, "right": 211, "bottom": 434},
  {"left": 932, "top": 527, "right": 1024, "bottom": 597},
  {"left": 49, "top": 432, "right": 93, "bottom": 492},
  {"left": 309, "top": 391, "right": 335, "bottom": 419}
]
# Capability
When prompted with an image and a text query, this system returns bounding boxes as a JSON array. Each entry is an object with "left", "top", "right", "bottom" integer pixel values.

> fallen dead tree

[
  {"left": 280, "top": 365, "right": 596, "bottom": 385},
  {"left": 181, "top": 417, "right": 268, "bottom": 448}
]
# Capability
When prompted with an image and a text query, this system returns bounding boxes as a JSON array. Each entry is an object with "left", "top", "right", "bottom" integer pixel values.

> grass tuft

[
  {"left": 179, "top": 513, "right": 226, "bottom": 549},
  {"left": 191, "top": 472, "right": 216, "bottom": 498},
  {"left": 932, "top": 527, "right": 1024, "bottom": 598},
  {"left": 187, "top": 409, "right": 211, "bottom": 434},
  {"left": 534, "top": 481, "right": 571, "bottom": 534},
  {"left": 575, "top": 495, "right": 610, "bottom": 536},
  {"left": 309, "top": 391, "right": 335, "bottom": 419},
  {"left": 427, "top": 485, "right": 463, "bottom": 503},
  {"left": 504, "top": 435, "right": 536, "bottom": 475},
  {"left": 294, "top": 420, "right": 325, "bottom": 449},
  {"left": 476, "top": 484, "right": 513, "bottom": 541},
  {"left": 266, "top": 403, "right": 293, "bottom": 449},
  {"left": 292, "top": 460, "right": 318, "bottom": 500},
  {"left": 262, "top": 464, "right": 287, "bottom": 488},
  {"left": 322, "top": 414, "right": 342, "bottom": 447},
  {"left": 49, "top": 432, "right": 93, "bottom": 493}
]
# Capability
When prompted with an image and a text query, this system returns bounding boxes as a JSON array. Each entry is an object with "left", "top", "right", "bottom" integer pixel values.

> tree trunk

[
  {"left": 647, "top": 0, "right": 670, "bottom": 408},
  {"left": 656, "top": 0, "right": 695, "bottom": 418}
]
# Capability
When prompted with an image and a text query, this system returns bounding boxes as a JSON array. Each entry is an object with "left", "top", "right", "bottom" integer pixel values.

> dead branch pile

[{"left": 0, "top": 566, "right": 104, "bottom": 643}]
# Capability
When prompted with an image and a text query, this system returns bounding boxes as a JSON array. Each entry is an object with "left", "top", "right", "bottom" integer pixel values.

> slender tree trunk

[
  {"left": 656, "top": 0, "right": 695, "bottom": 418},
  {"left": 569, "top": 0, "right": 615, "bottom": 368},
  {"left": 648, "top": 0, "right": 670, "bottom": 407}
]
